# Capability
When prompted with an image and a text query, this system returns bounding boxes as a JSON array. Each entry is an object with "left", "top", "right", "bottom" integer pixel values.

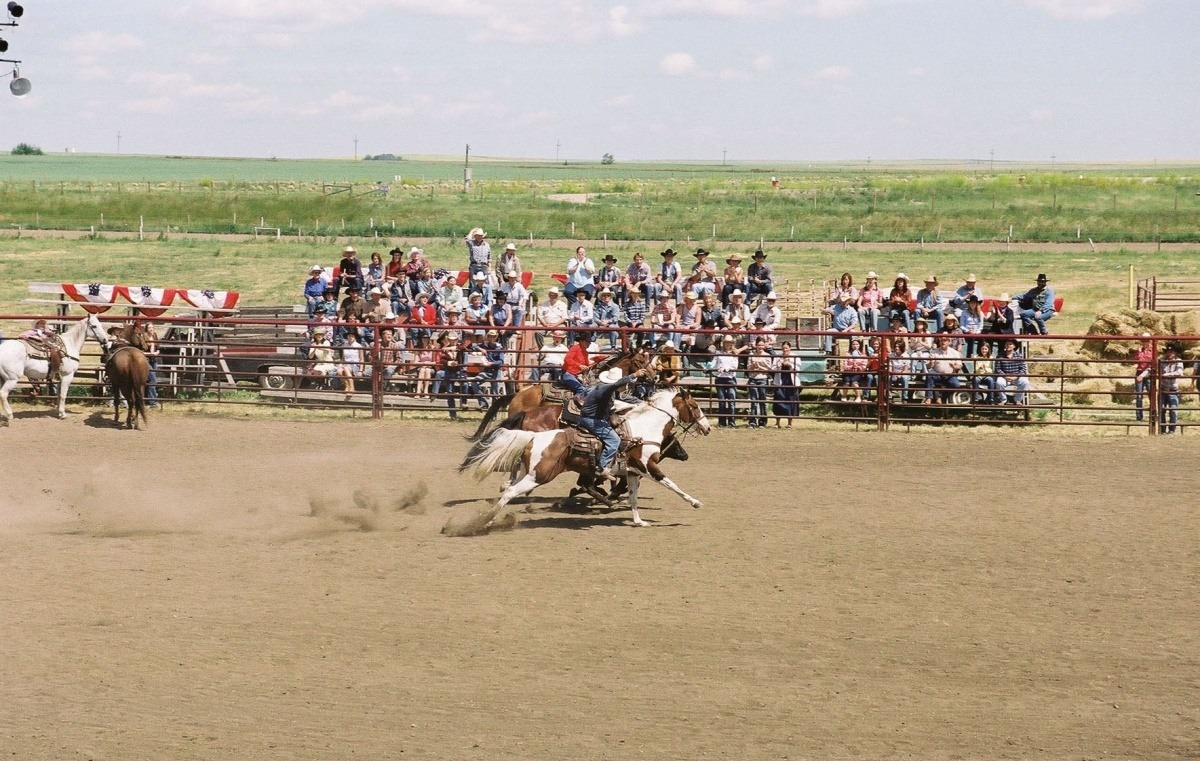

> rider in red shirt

[{"left": 561, "top": 334, "right": 595, "bottom": 395}]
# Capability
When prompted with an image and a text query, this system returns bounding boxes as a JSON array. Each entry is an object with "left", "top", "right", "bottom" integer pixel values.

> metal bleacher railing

[{"left": 1, "top": 312, "right": 1194, "bottom": 435}]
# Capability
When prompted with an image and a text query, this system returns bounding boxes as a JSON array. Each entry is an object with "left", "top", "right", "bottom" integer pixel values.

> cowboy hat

[
  {"left": 469, "top": 227, "right": 487, "bottom": 238},
  {"left": 598, "top": 368, "right": 623, "bottom": 384}
]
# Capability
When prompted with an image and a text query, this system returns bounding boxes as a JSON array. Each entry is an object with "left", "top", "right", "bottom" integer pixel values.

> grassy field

[
  {"left": 2, "top": 234, "right": 1198, "bottom": 336},
  {"left": 1, "top": 154, "right": 1199, "bottom": 243}
]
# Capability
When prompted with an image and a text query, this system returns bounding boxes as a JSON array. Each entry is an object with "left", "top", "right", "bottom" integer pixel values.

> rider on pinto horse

[{"left": 579, "top": 366, "right": 650, "bottom": 480}]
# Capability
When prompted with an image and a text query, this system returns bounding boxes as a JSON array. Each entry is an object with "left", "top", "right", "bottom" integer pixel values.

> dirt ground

[{"left": 1, "top": 409, "right": 1197, "bottom": 760}]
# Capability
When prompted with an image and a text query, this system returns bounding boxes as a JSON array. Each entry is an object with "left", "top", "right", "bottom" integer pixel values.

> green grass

[{"left": 1, "top": 154, "right": 1199, "bottom": 243}]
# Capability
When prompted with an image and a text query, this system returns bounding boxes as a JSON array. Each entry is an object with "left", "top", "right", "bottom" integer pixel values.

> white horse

[
  {"left": 457, "top": 388, "right": 711, "bottom": 528},
  {"left": 0, "top": 313, "right": 111, "bottom": 425}
]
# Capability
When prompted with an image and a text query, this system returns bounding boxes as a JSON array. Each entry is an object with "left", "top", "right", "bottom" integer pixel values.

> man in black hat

[
  {"left": 747, "top": 249, "right": 774, "bottom": 301},
  {"left": 689, "top": 248, "right": 717, "bottom": 299},
  {"left": 1014, "top": 274, "right": 1056, "bottom": 335},
  {"left": 597, "top": 254, "right": 624, "bottom": 304},
  {"left": 655, "top": 248, "right": 683, "bottom": 304}
]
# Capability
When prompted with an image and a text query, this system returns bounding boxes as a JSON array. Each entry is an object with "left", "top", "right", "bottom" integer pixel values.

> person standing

[
  {"left": 579, "top": 367, "right": 647, "bottom": 479},
  {"left": 745, "top": 337, "right": 773, "bottom": 428},
  {"left": 140, "top": 321, "right": 160, "bottom": 407},
  {"left": 565, "top": 246, "right": 597, "bottom": 301},
  {"left": 465, "top": 228, "right": 491, "bottom": 279},
  {"left": 1133, "top": 333, "right": 1154, "bottom": 423},
  {"left": 1159, "top": 343, "right": 1183, "bottom": 434}
]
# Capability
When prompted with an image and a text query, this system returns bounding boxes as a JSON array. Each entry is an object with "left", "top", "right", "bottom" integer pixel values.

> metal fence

[
  {"left": 2, "top": 313, "right": 1194, "bottom": 434},
  {"left": 1136, "top": 276, "right": 1200, "bottom": 312}
]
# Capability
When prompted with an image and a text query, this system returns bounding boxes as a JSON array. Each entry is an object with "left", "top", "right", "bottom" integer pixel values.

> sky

[{"left": 0, "top": 0, "right": 1195, "bottom": 162}]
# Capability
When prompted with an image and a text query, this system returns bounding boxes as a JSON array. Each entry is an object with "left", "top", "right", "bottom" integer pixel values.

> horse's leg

[
  {"left": 486, "top": 472, "right": 541, "bottom": 527},
  {"left": 652, "top": 473, "right": 703, "bottom": 509},
  {"left": 627, "top": 475, "right": 647, "bottom": 527},
  {"left": 112, "top": 378, "right": 122, "bottom": 426},
  {"left": 55, "top": 371, "right": 73, "bottom": 419},
  {"left": 0, "top": 375, "right": 16, "bottom": 425}
]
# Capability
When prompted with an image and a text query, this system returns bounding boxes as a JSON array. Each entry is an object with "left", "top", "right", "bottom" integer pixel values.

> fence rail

[
  {"left": 2, "top": 313, "right": 1195, "bottom": 434},
  {"left": 1136, "top": 276, "right": 1200, "bottom": 312}
]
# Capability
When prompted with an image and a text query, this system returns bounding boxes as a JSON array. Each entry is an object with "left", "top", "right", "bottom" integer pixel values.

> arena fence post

[{"left": 877, "top": 336, "right": 890, "bottom": 431}]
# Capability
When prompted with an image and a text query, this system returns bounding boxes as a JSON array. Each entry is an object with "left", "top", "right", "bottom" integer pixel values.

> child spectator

[
  {"left": 858, "top": 271, "right": 883, "bottom": 331},
  {"left": 363, "top": 252, "right": 385, "bottom": 291},
  {"left": 970, "top": 341, "right": 998, "bottom": 404},
  {"left": 888, "top": 337, "right": 912, "bottom": 402},
  {"left": 413, "top": 336, "right": 436, "bottom": 399},
  {"left": 649, "top": 292, "right": 678, "bottom": 347}
]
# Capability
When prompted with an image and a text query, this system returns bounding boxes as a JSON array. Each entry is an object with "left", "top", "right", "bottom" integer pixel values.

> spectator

[
  {"left": 910, "top": 318, "right": 934, "bottom": 351},
  {"left": 1133, "top": 333, "right": 1154, "bottom": 423},
  {"left": 338, "top": 331, "right": 365, "bottom": 388},
  {"left": 466, "top": 271, "right": 492, "bottom": 306},
  {"left": 465, "top": 228, "right": 491, "bottom": 279},
  {"left": 840, "top": 337, "right": 868, "bottom": 402},
  {"left": 721, "top": 254, "right": 746, "bottom": 306},
  {"left": 688, "top": 248, "right": 718, "bottom": 298},
  {"left": 746, "top": 249, "right": 773, "bottom": 301},
  {"left": 1159, "top": 343, "right": 1183, "bottom": 434},
  {"left": 385, "top": 247, "right": 406, "bottom": 281},
  {"left": 829, "top": 272, "right": 858, "bottom": 310},
  {"left": 744, "top": 337, "right": 774, "bottom": 427},
  {"left": 458, "top": 332, "right": 491, "bottom": 409},
  {"left": 886, "top": 313, "right": 908, "bottom": 335},
  {"left": 651, "top": 341, "right": 683, "bottom": 385},
  {"left": 625, "top": 251, "right": 652, "bottom": 303},
  {"left": 677, "top": 291, "right": 702, "bottom": 356},
  {"left": 960, "top": 295, "right": 985, "bottom": 356},
  {"left": 620, "top": 288, "right": 649, "bottom": 338},
  {"left": 435, "top": 334, "right": 466, "bottom": 419},
  {"left": 984, "top": 292, "right": 1016, "bottom": 352},
  {"left": 1015, "top": 274, "right": 1056, "bottom": 335},
  {"left": 497, "top": 242, "right": 521, "bottom": 278},
  {"left": 303, "top": 265, "right": 327, "bottom": 318},
  {"left": 464, "top": 292, "right": 489, "bottom": 328},
  {"left": 363, "top": 252, "right": 385, "bottom": 291},
  {"left": 362, "top": 288, "right": 390, "bottom": 343},
  {"left": 538, "top": 330, "right": 568, "bottom": 381},
  {"left": 924, "top": 334, "right": 963, "bottom": 404},
  {"left": 772, "top": 341, "right": 799, "bottom": 427},
  {"left": 499, "top": 269, "right": 529, "bottom": 328},
  {"left": 407, "top": 292, "right": 438, "bottom": 343},
  {"left": 567, "top": 290, "right": 595, "bottom": 343},
  {"left": 939, "top": 312, "right": 964, "bottom": 352},
  {"left": 888, "top": 337, "right": 913, "bottom": 402},
  {"left": 403, "top": 247, "right": 430, "bottom": 279},
  {"left": 338, "top": 287, "right": 366, "bottom": 341},
  {"left": 708, "top": 333, "right": 747, "bottom": 427},
  {"left": 753, "top": 291, "right": 782, "bottom": 331},
  {"left": 363, "top": 326, "right": 401, "bottom": 389},
  {"left": 858, "top": 271, "right": 883, "bottom": 331},
  {"left": 825, "top": 291, "right": 858, "bottom": 353},
  {"left": 313, "top": 287, "right": 339, "bottom": 320},
  {"left": 698, "top": 292, "right": 728, "bottom": 353},
  {"left": 537, "top": 287, "right": 569, "bottom": 346},
  {"left": 388, "top": 269, "right": 412, "bottom": 319},
  {"left": 593, "top": 288, "right": 621, "bottom": 350},
  {"left": 442, "top": 307, "right": 469, "bottom": 343},
  {"left": 488, "top": 291, "right": 514, "bottom": 340},
  {"left": 307, "top": 327, "right": 337, "bottom": 384},
  {"left": 970, "top": 341, "right": 998, "bottom": 404},
  {"left": 438, "top": 273, "right": 466, "bottom": 318},
  {"left": 413, "top": 335, "right": 436, "bottom": 398},
  {"left": 335, "top": 246, "right": 362, "bottom": 299},
  {"left": 950, "top": 273, "right": 984, "bottom": 314},
  {"left": 863, "top": 335, "right": 882, "bottom": 401},
  {"left": 653, "top": 248, "right": 684, "bottom": 304},
  {"left": 915, "top": 275, "right": 943, "bottom": 331},
  {"left": 410, "top": 266, "right": 439, "bottom": 309},
  {"left": 886, "top": 273, "right": 913, "bottom": 328},
  {"left": 596, "top": 255, "right": 624, "bottom": 303},
  {"left": 725, "top": 289, "right": 752, "bottom": 333},
  {"left": 650, "top": 291, "right": 679, "bottom": 347},
  {"left": 565, "top": 246, "right": 597, "bottom": 301},
  {"left": 994, "top": 339, "right": 1032, "bottom": 404}
]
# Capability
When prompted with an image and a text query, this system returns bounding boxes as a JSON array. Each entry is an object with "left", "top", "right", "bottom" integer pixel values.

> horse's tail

[
  {"left": 498, "top": 411, "right": 526, "bottom": 431},
  {"left": 463, "top": 391, "right": 516, "bottom": 441},
  {"left": 133, "top": 376, "right": 149, "bottom": 428},
  {"left": 459, "top": 428, "right": 536, "bottom": 481}
]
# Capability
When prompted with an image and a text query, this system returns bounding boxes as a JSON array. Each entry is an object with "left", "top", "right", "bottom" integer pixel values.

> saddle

[{"left": 20, "top": 337, "right": 65, "bottom": 379}]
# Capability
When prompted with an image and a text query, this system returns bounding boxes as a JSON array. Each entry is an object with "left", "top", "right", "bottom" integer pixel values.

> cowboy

[
  {"left": 303, "top": 265, "right": 327, "bottom": 317},
  {"left": 579, "top": 367, "right": 648, "bottom": 479},
  {"left": 746, "top": 249, "right": 774, "bottom": 300},
  {"left": 1015, "top": 274, "right": 1056, "bottom": 335},
  {"left": 561, "top": 334, "right": 595, "bottom": 396},
  {"left": 465, "top": 227, "right": 491, "bottom": 278},
  {"left": 335, "top": 245, "right": 362, "bottom": 299}
]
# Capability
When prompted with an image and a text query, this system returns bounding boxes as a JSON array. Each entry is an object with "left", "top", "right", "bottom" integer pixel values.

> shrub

[
  {"left": 601, "top": 153, "right": 615, "bottom": 165},
  {"left": 11, "top": 142, "right": 43, "bottom": 155}
]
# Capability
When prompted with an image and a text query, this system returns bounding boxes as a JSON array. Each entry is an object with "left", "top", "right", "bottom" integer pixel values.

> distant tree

[
  {"left": 364, "top": 153, "right": 402, "bottom": 161},
  {"left": 11, "top": 142, "right": 43, "bottom": 156},
  {"left": 601, "top": 153, "right": 615, "bottom": 165}
]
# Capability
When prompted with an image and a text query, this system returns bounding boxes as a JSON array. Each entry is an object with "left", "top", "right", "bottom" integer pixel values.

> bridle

[{"left": 642, "top": 389, "right": 701, "bottom": 440}]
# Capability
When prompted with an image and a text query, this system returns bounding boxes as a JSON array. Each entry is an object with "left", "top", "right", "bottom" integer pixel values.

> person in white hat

[
  {"left": 752, "top": 291, "right": 781, "bottom": 331},
  {"left": 950, "top": 273, "right": 985, "bottom": 315},
  {"left": 1133, "top": 332, "right": 1154, "bottom": 422},
  {"left": 304, "top": 265, "right": 327, "bottom": 317},
  {"left": 536, "top": 285, "right": 569, "bottom": 347},
  {"left": 465, "top": 227, "right": 491, "bottom": 279},
  {"left": 336, "top": 245, "right": 362, "bottom": 300},
  {"left": 467, "top": 269, "right": 493, "bottom": 307},
  {"left": 858, "top": 270, "right": 883, "bottom": 331},
  {"left": 498, "top": 242, "right": 521, "bottom": 278},
  {"left": 579, "top": 365, "right": 649, "bottom": 479},
  {"left": 403, "top": 246, "right": 429, "bottom": 278},
  {"left": 914, "top": 275, "right": 944, "bottom": 331}
]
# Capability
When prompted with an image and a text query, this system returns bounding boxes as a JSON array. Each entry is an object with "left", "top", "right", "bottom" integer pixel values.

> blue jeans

[
  {"left": 858, "top": 307, "right": 881, "bottom": 332},
  {"left": 1020, "top": 309, "right": 1053, "bottom": 335},
  {"left": 1134, "top": 377, "right": 1150, "bottom": 421},
  {"left": 1160, "top": 392, "right": 1179, "bottom": 433},
  {"left": 560, "top": 372, "right": 586, "bottom": 395},
  {"left": 747, "top": 378, "right": 768, "bottom": 426},
  {"left": 971, "top": 376, "right": 997, "bottom": 403},
  {"left": 146, "top": 360, "right": 159, "bottom": 403},
  {"left": 579, "top": 416, "right": 620, "bottom": 469},
  {"left": 924, "top": 373, "right": 961, "bottom": 403},
  {"left": 715, "top": 376, "right": 738, "bottom": 426}
]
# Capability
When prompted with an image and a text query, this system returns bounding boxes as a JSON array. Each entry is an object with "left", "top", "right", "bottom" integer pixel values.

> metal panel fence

[{"left": 1, "top": 313, "right": 1194, "bottom": 434}]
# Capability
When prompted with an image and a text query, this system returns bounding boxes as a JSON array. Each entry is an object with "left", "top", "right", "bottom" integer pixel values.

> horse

[
  {"left": 466, "top": 345, "right": 654, "bottom": 442},
  {"left": 104, "top": 343, "right": 151, "bottom": 430},
  {"left": 456, "top": 388, "right": 711, "bottom": 529},
  {"left": 0, "top": 313, "right": 111, "bottom": 425}
]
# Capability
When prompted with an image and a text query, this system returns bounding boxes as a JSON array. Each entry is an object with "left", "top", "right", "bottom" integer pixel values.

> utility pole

[
  {"left": 556, "top": 140, "right": 561, "bottom": 160},
  {"left": 117, "top": 131, "right": 121, "bottom": 154},
  {"left": 989, "top": 149, "right": 995, "bottom": 172},
  {"left": 1050, "top": 153, "right": 1056, "bottom": 170},
  {"left": 464, "top": 143, "right": 472, "bottom": 192},
  {"left": 722, "top": 148, "right": 727, "bottom": 166},
  {"left": 353, "top": 136, "right": 358, "bottom": 160}
]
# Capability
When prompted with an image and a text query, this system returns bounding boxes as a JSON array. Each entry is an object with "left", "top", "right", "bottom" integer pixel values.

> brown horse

[
  {"left": 466, "top": 346, "right": 655, "bottom": 442},
  {"left": 105, "top": 324, "right": 152, "bottom": 430},
  {"left": 105, "top": 344, "right": 150, "bottom": 429}
]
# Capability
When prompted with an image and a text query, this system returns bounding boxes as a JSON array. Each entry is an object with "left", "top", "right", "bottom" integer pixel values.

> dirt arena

[{"left": 2, "top": 410, "right": 1197, "bottom": 760}]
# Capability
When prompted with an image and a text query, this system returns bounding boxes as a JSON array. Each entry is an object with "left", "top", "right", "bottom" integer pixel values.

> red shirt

[{"left": 563, "top": 344, "right": 593, "bottom": 375}]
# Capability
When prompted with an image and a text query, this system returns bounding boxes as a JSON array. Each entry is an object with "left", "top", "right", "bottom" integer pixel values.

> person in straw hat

[
  {"left": 721, "top": 253, "right": 747, "bottom": 306},
  {"left": 951, "top": 273, "right": 985, "bottom": 315},
  {"left": 858, "top": 271, "right": 883, "bottom": 331},
  {"left": 465, "top": 227, "right": 491, "bottom": 279},
  {"left": 915, "top": 274, "right": 944, "bottom": 331}
]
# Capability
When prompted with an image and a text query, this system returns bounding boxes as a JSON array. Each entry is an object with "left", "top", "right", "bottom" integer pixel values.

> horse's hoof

[
  {"left": 632, "top": 519, "right": 648, "bottom": 527},
  {"left": 690, "top": 500, "right": 703, "bottom": 509}
]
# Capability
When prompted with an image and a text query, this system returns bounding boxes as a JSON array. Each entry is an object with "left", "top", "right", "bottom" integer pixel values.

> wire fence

[{"left": 2, "top": 313, "right": 1195, "bottom": 434}]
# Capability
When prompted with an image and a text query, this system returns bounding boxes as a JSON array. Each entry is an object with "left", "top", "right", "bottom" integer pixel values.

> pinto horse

[
  {"left": 466, "top": 346, "right": 654, "bottom": 442},
  {"left": 0, "top": 313, "right": 111, "bottom": 425},
  {"left": 456, "top": 388, "right": 711, "bottom": 529}
]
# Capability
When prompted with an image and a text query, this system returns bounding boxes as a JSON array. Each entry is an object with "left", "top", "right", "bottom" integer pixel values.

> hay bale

[
  {"left": 1110, "top": 379, "right": 1136, "bottom": 405},
  {"left": 1064, "top": 377, "right": 1113, "bottom": 405},
  {"left": 1081, "top": 308, "right": 1174, "bottom": 359}
]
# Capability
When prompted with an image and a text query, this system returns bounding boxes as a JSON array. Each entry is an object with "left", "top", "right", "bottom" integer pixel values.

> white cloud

[
  {"left": 660, "top": 52, "right": 699, "bottom": 76},
  {"left": 804, "top": 65, "right": 854, "bottom": 87},
  {"left": 64, "top": 32, "right": 145, "bottom": 66},
  {"left": 609, "top": 5, "right": 643, "bottom": 36},
  {"left": 125, "top": 97, "right": 174, "bottom": 114},
  {"left": 1021, "top": 0, "right": 1143, "bottom": 20},
  {"left": 752, "top": 54, "right": 774, "bottom": 72},
  {"left": 76, "top": 67, "right": 112, "bottom": 83},
  {"left": 1029, "top": 108, "right": 1054, "bottom": 122},
  {"left": 648, "top": 0, "right": 866, "bottom": 19}
]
